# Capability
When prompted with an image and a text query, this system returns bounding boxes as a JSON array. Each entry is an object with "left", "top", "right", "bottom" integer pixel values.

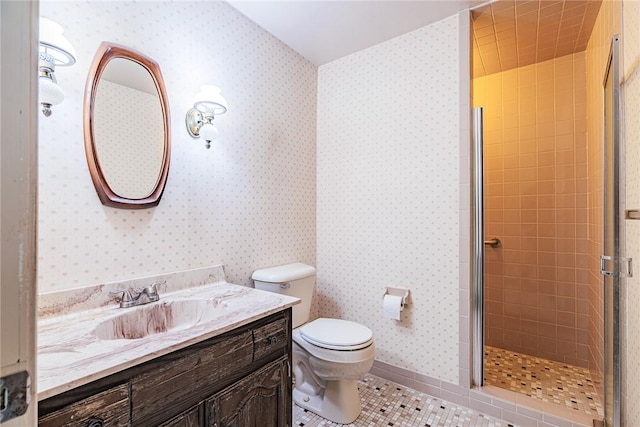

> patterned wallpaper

[
  {"left": 37, "top": 0, "right": 317, "bottom": 293},
  {"left": 93, "top": 80, "right": 165, "bottom": 199},
  {"left": 622, "top": 0, "right": 640, "bottom": 422},
  {"left": 317, "top": 15, "right": 461, "bottom": 383}
]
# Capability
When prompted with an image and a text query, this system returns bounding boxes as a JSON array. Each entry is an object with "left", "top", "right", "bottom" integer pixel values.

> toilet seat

[{"left": 299, "top": 318, "right": 373, "bottom": 351}]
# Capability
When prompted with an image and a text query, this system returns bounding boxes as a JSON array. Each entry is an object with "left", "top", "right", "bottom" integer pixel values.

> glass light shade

[
  {"left": 39, "top": 17, "right": 76, "bottom": 66},
  {"left": 193, "top": 85, "right": 227, "bottom": 115},
  {"left": 199, "top": 124, "right": 219, "bottom": 141},
  {"left": 39, "top": 76, "right": 65, "bottom": 106}
]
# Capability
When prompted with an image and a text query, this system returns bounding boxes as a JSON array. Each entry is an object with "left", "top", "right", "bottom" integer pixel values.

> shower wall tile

[
  {"left": 37, "top": 1, "right": 317, "bottom": 293},
  {"left": 317, "top": 15, "right": 461, "bottom": 384},
  {"left": 474, "top": 52, "right": 591, "bottom": 368}
]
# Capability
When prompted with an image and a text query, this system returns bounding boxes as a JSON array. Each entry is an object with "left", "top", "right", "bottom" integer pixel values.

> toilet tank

[{"left": 252, "top": 263, "right": 316, "bottom": 328}]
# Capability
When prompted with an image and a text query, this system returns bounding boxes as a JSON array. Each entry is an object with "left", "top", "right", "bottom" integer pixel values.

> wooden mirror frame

[{"left": 84, "top": 41, "right": 171, "bottom": 209}]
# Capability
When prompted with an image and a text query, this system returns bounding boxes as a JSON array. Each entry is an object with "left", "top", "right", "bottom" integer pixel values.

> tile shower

[
  {"left": 471, "top": 0, "right": 619, "bottom": 417},
  {"left": 474, "top": 52, "right": 592, "bottom": 369}
]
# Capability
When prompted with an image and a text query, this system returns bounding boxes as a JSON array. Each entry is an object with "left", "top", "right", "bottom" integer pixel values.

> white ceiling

[{"left": 227, "top": 1, "right": 486, "bottom": 66}]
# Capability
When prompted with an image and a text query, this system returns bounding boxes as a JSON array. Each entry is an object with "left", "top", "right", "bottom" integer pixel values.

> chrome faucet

[{"left": 110, "top": 280, "right": 164, "bottom": 308}]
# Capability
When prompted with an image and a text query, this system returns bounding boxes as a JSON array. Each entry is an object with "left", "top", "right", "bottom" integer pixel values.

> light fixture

[
  {"left": 39, "top": 17, "right": 76, "bottom": 117},
  {"left": 185, "top": 85, "right": 228, "bottom": 149}
]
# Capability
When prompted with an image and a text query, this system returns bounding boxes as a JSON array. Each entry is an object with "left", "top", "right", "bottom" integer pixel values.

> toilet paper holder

[{"left": 383, "top": 287, "right": 410, "bottom": 308}]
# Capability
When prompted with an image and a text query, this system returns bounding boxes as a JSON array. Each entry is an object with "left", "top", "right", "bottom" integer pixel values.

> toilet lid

[{"left": 299, "top": 318, "right": 373, "bottom": 351}]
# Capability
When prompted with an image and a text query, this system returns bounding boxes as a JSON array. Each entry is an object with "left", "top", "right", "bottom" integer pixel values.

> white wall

[
  {"left": 622, "top": 0, "right": 640, "bottom": 423},
  {"left": 37, "top": 1, "right": 317, "bottom": 293},
  {"left": 317, "top": 15, "right": 461, "bottom": 383}
]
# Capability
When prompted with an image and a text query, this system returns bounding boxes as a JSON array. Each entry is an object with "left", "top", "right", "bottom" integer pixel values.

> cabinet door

[
  {"left": 206, "top": 357, "right": 290, "bottom": 427},
  {"left": 158, "top": 405, "right": 202, "bottom": 427}
]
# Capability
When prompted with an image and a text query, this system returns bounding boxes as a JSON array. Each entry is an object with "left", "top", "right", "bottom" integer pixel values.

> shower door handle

[
  {"left": 600, "top": 255, "right": 633, "bottom": 277},
  {"left": 600, "top": 255, "right": 614, "bottom": 276}
]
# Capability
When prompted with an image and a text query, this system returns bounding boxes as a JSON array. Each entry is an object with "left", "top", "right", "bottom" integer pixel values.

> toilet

[{"left": 252, "top": 263, "right": 375, "bottom": 424}]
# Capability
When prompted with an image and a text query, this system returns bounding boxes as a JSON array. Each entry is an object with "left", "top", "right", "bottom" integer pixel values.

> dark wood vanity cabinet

[{"left": 38, "top": 309, "right": 292, "bottom": 427}]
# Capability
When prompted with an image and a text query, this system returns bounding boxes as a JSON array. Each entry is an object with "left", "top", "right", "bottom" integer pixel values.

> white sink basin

[{"left": 93, "top": 299, "right": 229, "bottom": 340}]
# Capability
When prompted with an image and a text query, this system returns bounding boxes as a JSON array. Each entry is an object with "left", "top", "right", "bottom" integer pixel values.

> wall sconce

[
  {"left": 39, "top": 17, "right": 76, "bottom": 117},
  {"left": 185, "top": 85, "right": 228, "bottom": 149}
]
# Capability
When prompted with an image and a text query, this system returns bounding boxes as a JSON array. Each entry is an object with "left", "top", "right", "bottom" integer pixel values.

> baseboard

[{"left": 371, "top": 359, "right": 594, "bottom": 427}]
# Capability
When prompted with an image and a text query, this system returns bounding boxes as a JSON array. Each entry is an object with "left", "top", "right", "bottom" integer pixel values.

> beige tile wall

[{"left": 474, "top": 52, "right": 592, "bottom": 368}]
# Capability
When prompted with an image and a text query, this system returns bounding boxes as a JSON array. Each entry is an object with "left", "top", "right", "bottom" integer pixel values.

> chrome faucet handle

[
  {"left": 109, "top": 289, "right": 135, "bottom": 303},
  {"left": 135, "top": 280, "right": 164, "bottom": 296},
  {"left": 147, "top": 280, "right": 165, "bottom": 294},
  {"left": 147, "top": 281, "right": 163, "bottom": 302}
]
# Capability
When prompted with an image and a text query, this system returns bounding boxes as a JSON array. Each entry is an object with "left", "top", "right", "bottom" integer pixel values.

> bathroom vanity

[
  {"left": 36, "top": 270, "right": 299, "bottom": 427},
  {"left": 39, "top": 310, "right": 291, "bottom": 426}
]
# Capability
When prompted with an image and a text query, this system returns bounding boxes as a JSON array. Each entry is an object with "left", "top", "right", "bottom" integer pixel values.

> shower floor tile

[
  {"left": 484, "top": 346, "right": 604, "bottom": 418},
  {"left": 293, "top": 373, "right": 509, "bottom": 426}
]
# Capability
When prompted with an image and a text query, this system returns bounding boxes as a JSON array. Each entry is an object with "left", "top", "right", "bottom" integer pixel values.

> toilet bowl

[
  {"left": 292, "top": 318, "right": 375, "bottom": 423},
  {"left": 252, "top": 263, "right": 375, "bottom": 424}
]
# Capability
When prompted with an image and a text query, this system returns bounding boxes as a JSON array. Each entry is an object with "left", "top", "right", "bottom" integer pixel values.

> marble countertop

[{"left": 38, "top": 281, "right": 299, "bottom": 401}]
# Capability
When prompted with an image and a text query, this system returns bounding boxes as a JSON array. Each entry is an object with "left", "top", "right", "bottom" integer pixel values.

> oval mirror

[{"left": 84, "top": 42, "right": 170, "bottom": 209}]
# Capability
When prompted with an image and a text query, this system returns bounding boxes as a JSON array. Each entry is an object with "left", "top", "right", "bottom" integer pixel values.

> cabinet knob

[
  {"left": 266, "top": 336, "right": 278, "bottom": 345},
  {"left": 87, "top": 418, "right": 104, "bottom": 427}
]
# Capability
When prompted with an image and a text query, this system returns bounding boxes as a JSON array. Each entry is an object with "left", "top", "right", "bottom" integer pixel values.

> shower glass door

[
  {"left": 603, "top": 35, "right": 621, "bottom": 427},
  {"left": 471, "top": 107, "right": 484, "bottom": 387}
]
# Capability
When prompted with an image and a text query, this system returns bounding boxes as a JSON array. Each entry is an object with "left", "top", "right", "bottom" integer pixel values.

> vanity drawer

[
  {"left": 252, "top": 317, "right": 288, "bottom": 361},
  {"left": 130, "top": 330, "right": 253, "bottom": 426},
  {"left": 38, "top": 383, "right": 129, "bottom": 427}
]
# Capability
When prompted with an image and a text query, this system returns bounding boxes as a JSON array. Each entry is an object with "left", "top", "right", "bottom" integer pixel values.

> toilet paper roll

[{"left": 383, "top": 294, "right": 403, "bottom": 320}]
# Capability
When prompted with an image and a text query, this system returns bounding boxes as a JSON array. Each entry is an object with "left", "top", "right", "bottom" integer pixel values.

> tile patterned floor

[
  {"left": 483, "top": 346, "right": 604, "bottom": 418},
  {"left": 293, "top": 373, "right": 510, "bottom": 427}
]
